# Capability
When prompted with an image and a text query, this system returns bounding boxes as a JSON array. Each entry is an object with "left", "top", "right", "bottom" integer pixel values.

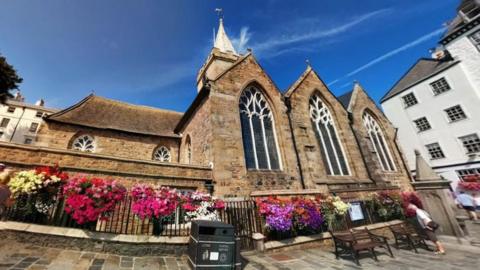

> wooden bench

[
  {"left": 389, "top": 222, "right": 430, "bottom": 253},
  {"left": 331, "top": 228, "right": 393, "bottom": 265}
]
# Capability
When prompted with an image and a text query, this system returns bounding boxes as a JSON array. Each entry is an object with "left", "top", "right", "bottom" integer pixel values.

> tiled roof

[{"left": 47, "top": 95, "right": 183, "bottom": 137}]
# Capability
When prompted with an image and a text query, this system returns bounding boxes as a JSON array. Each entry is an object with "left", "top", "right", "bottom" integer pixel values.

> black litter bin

[{"left": 188, "top": 220, "right": 237, "bottom": 269}]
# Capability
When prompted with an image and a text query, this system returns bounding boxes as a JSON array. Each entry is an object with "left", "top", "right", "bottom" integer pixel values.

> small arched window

[
  {"left": 72, "top": 134, "right": 95, "bottom": 152},
  {"left": 239, "top": 86, "right": 281, "bottom": 170},
  {"left": 309, "top": 94, "right": 349, "bottom": 175},
  {"left": 186, "top": 136, "right": 192, "bottom": 164},
  {"left": 362, "top": 112, "right": 396, "bottom": 171},
  {"left": 153, "top": 146, "right": 171, "bottom": 162}
]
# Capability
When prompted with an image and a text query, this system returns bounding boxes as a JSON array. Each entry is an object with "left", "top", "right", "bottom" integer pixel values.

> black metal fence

[
  {"left": 1, "top": 195, "right": 262, "bottom": 247},
  {"left": 1, "top": 195, "right": 400, "bottom": 250}
]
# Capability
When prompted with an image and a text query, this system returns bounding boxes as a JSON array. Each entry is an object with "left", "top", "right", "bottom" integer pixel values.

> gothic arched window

[
  {"left": 239, "top": 86, "right": 281, "bottom": 170},
  {"left": 309, "top": 94, "right": 350, "bottom": 175},
  {"left": 72, "top": 134, "right": 95, "bottom": 153},
  {"left": 153, "top": 146, "right": 171, "bottom": 162},
  {"left": 362, "top": 112, "right": 396, "bottom": 171}
]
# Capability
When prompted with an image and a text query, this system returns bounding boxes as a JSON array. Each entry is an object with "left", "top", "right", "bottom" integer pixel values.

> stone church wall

[
  {"left": 207, "top": 56, "right": 302, "bottom": 196},
  {"left": 0, "top": 142, "right": 212, "bottom": 191},
  {"left": 349, "top": 88, "right": 412, "bottom": 191},
  {"left": 287, "top": 71, "right": 372, "bottom": 189},
  {"left": 35, "top": 122, "right": 181, "bottom": 163}
]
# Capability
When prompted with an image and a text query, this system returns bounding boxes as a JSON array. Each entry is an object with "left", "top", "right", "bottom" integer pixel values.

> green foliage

[{"left": 0, "top": 54, "right": 23, "bottom": 103}]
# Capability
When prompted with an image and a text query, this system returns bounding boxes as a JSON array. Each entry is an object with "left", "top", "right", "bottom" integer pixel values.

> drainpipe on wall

[
  {"left": 284, "top": 97, "right": 306, "bottom": 189},
  {"left": 9, "top": 106, "right": 26, "bottom": 143}
]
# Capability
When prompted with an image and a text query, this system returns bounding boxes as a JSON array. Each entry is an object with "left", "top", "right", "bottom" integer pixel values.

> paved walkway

[
  {"left": 242, "top": 242, "right": 480, "bottom": 270},
  {"left": 1, "top": 238, "right": 480, "bottom": 269}
]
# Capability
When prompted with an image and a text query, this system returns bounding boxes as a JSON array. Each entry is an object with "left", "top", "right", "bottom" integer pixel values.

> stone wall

[
  {"left": 36, "top": 122, "right": 181, "bottom": 163},
  {"left": 287, "top": 70, "right": 371, "bottom": 189},
  {"left": 0, "top": 142, "right": 212, "bottom": 190},
  {"left": 180, "top": 96, "right": 213, "bottom": 167},
  {"left": 349, "top": 87, "right": 413, "bottom": 191},
  {"left": 207, "top": 55, "right": 302, "bottom": 196}
]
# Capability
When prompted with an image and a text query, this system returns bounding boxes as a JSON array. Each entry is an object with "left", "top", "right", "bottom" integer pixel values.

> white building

[
  {"left": 0, "top": 92, "right": 58, "bottom": 145},
  {"left": 381, "top": 0, "right": 480, "bottom": 190}
]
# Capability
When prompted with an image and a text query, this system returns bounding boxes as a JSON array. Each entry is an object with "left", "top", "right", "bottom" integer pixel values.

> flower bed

[
  {"left": 256, "top": 196, "right": 348, "bottom": 240},
  {"left": 8, "top": 165, "right": 68, "bottom": 216},
  {"left": 62, "top": 176, "right": 127, "bottom": 225},
  {"left": 365, "top": 190, "right": 404, "bottom": 221}
]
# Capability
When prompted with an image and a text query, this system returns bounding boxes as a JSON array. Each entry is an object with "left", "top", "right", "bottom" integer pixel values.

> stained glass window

[
  {"left": 153, "top": 146, "right": 171, "bottom": 162},
  {"left": 239, "top": 86, "right": 281, "bottom": 170},
  {"left": 309, "top": 94, "right": 349, "bottom": 175},
  {"left": 362, "top": 113, "right": 396, "bottom": 171}
]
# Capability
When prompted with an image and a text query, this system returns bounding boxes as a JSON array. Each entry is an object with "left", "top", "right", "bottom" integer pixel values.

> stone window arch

[
  {"left": 71, "top": 134, "right": 96, "bottom": 153},
  {"left": 362, "top": 112, "right": 396, "bottom": 171},
  {"left": 239, "top": 85, "right": 281, "bottom": 170},
  {"left": 185, "top": 135, "right": 192, "bottom": 165},
  {"left": 309, "top": 94, "right": 350, "bottom": 175},
  {"left": 153, "top": 146, "right": 171, "bottom": 162}
]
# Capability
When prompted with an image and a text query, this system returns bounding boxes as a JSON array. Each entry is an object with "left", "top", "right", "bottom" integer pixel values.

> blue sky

[{"left": 0, "top": 0, "right": 459, "bottom": 111}]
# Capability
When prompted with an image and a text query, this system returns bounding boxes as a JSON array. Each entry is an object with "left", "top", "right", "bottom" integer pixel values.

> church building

[{"left": 15, "top": 18, "right": 413, "bottom": 197}]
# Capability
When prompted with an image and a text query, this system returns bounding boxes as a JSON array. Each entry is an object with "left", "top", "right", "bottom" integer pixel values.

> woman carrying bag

[{"left": 407, "top": 203, "right": 445, "bottom": 255}]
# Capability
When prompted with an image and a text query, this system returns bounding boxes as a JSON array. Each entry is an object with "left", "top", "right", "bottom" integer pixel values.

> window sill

[{"left": 447, "top": 118, "right": 467, "bottom": 124}]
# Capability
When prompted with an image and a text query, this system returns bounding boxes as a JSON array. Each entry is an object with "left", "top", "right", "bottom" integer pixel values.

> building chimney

[
  {"left": 13, "top": 90, "right": 24, "bottom": 102},
  {"left": 35, "top": 99, "right": 45, "bottom": 106}
]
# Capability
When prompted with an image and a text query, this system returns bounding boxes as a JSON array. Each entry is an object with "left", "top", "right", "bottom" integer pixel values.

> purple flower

[{"left": 265, "top": 204, "right": 294, "bottom": 232}]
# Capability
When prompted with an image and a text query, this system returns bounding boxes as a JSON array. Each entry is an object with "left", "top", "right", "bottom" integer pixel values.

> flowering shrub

[
  {"left": 256, "top": 197, "right": 294, "bottom": 232},
  {"left": 462, "top": 175, "right": 480, "bottom": 182},
  {"left": 130, "top": 184, "right": 180, "bottom": 220},
  {"left": 400, "top": 191, "right": 423, "bottom": 218},
  {"left": 366, "top": 190, "right": 404, "bottom": 221},
  {"left": 181, "top": 191, "right": 225, "bottom": 221},
  {"left": 8, "top": 165, "right": 68, "bottom": 214},
  {"left": 458, "top": 182, "right": 480, "bottom": 191},
  {"left": 62, "top": 176, "right": 126, "bottom": 224},
  {"left": 291, "top": 197, "right": 323, "bottom": 231},
  {"left": 321, "top": 195, "right": 350, "bottom": 230},
  {"left": 257, "top": 196, "right": 325, "bottom": 235},
  {"left": 8, "top": 170, "right": 45, "bottom": 196}
]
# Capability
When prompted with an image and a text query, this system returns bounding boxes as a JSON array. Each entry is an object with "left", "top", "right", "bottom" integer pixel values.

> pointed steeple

[{"left": 214, "top": 18, "right": 237, "bottom": 55}]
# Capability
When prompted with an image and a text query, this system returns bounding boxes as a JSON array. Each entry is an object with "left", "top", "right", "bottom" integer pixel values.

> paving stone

[{"left": 92, "top": 258, "right": 105, "bottom": 266}]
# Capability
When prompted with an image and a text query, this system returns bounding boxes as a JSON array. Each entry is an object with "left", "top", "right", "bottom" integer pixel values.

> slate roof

[
  {"left": 47, "top": 95, "right": 183, "bottom": 137},
  {"left": 337, "top": 90, "right": 353, "bottom": 110},
  {"left": 380, "top": 58, "right": 459, "bottom": 103}
]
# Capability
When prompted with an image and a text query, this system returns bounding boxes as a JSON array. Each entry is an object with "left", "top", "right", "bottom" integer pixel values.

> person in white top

[{"left": 407, "top": 203, "right": 445, "bottom": 254}]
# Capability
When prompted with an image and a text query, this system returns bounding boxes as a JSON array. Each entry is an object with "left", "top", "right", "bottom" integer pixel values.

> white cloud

[
  {"left": 252, "top": 9, "right": 391, "bottom": 55},
  {"left": 328, "top": 27, "right": 445, "bottom": 85},
  {"left": 231, "top": 27, "right": 252, "bottom": 53}
]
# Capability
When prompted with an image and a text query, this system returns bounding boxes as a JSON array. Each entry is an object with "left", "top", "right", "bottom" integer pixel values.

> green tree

[{"left": 0, "top": 54, "right": 23, "bottom": 103}]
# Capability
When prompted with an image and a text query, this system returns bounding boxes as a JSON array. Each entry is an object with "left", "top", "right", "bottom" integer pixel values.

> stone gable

[{"left": 287, "top": 69, "right": 371, "bottom": 189}]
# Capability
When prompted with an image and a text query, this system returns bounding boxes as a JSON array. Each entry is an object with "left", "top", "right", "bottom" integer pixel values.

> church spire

[{"left": 214, "top": 17, "right": 237, "bottom": 55}]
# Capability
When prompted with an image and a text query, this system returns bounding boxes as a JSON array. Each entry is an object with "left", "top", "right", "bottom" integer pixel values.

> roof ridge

[{"left": 90, "top": 95, "right": 183, "bottom": 115}]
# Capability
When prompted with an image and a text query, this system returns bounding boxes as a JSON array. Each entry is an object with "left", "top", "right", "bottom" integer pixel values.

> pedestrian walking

[
  {"left": 406, "top": 203, "right": 446, "bottom": 254},
  {"left": 456, "top": 191, "right": 478, "bottom": 220},
  {"left": 0, "top": 164, "right": 14, "bottom": 216}
]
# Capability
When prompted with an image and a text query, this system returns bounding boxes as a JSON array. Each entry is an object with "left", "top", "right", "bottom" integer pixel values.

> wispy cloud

[
  {"left": 250, "top": 9, "right": 392, "bottom": 55},
  {"left": 329, "top": 28, "right": 445, "bottom": 85},
  {"left": 231, "top": 27, "right": 252, "bottom": 54}
]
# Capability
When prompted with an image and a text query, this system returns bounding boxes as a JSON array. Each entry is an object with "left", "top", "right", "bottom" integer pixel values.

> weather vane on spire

[{"left": 215, "top": 8, "right": 223, "bottom": 19}]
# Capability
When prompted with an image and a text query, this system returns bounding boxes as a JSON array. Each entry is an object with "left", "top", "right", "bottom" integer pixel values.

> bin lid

[{"left": 191, "top": 220, "right": 234, "bottom": 229}]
